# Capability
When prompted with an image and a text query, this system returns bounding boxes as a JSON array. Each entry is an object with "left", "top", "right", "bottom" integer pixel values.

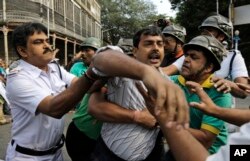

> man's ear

[
  {"left": 204, "top": 63, "right": 214, "bottom": 73},
  {"left": 218, "top": 33, "right": 226, "bottom": 42},
  {"left": 17, "top": 46, "right": 28, "bottom": 58},
  {"left": 132, "top": 47, "right": 137, "bottom": 58}
]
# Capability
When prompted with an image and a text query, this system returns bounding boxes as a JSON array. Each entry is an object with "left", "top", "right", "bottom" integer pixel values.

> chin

[
  {"left": 150, "top": 64, "right": 160, "bottom": 68},
  {"left": 180, "top": 71, "right": 188, "bottom": 78},
  {"left": 47, "top": 58, "right": 53, "bottom": 63}
]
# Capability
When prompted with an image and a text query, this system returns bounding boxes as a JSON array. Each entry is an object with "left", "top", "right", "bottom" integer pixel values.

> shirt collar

[
  {"left": 19, "top": 60, "right": 56, "bottom": 78},
  {"left": 177, "top": 74, "right": 214, "bottom": 88},
  {"left": 175, "top": 49, "right": 184, "bottom": 59}
]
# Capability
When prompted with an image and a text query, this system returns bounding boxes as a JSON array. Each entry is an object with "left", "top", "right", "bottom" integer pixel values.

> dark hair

[
  {"left": 133, "top": 26, "right": 163, "bottom": 48},
  {"left": 12, "top": 22, "right": 48, "bottom": 58}
]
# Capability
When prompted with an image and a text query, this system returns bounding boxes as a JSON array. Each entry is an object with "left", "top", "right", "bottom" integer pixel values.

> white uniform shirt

[
  {"left": 5, "top": 60, "right": 75, "bottom": 161},
  {"left": 206, "top": 122, "right": 250, "bottom": 161},
  {"left": 173, "top": 50, "right": 249, "bottom": 79},
  {"left": 215, "top": 50, "right": 249, "bottom": 79}
]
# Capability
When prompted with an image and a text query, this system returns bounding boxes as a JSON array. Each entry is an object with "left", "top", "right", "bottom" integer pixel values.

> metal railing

[{"left": 0, "top": 0, "right": 102, "bottom": 40}]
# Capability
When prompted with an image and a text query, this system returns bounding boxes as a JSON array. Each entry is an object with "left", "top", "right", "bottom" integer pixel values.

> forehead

[
  {"left": 163, "top": 34, "right": 175, "bottom": 39},
  {"left": 80, "top": 46, "right": 95, "bottom": 51},
  {"left": 163, "top": 35, "right": 176, "bottom": 41},
  {"left": 139, "top": 34, "right": 163, "bottom": 43},
  {"left": 186, "top": 49, "right": 206, "bottom": 57},
  {"left": 28, "top": 31, "right": 48, "bottom": 40}
]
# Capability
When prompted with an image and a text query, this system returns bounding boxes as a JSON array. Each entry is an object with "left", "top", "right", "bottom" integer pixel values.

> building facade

[{"left": 0, "top": 0, "right": 101, "bottom": 66}]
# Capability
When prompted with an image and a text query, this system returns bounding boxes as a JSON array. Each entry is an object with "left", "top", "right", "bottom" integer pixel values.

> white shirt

[
  {"left": 0, "top": 81, "right": 9, "bottom": 106},
  {"left": 5, "top": 60, "right": 75, "bottom": 161},
  {"left": 206, "top": 122, "right": 250, "bottom": 161},
  {"left": 215, "top": 50, "right": 249, "bottom": 80},
  {"left": 173, "top": 50, "right": 249, "bottom": 80},
  {"left": 102, "top": 77, "right": 160, "bottom": 161}
]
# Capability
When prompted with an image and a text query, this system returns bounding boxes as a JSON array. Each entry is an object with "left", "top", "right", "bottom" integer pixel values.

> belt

[{"left": 11, "top": 134, "right": 65, "bottom": 156}]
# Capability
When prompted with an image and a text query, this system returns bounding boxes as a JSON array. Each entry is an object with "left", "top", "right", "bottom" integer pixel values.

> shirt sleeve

[
  {"left": 231, "top": 51, "right": 249, "bottom": 80},
  {"left": 172, "top": 56, "right": 185, "bottom": 71},
  {"left": 92, "top": 45, "right": 124, "bottom": 77},
  {"left": 6, "top": 75, "right": 50, "bottom": 115},
  {"left": 201, "top": 92, "right": 232, "bottom": 134},
  {"left": 60, "top": 65, "right": 76, "bottom": 86}
]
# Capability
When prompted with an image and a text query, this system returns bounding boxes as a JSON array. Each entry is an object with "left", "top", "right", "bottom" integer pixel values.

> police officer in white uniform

[{"left": 5, "top": 22, "right": 97, "bottom": 161}]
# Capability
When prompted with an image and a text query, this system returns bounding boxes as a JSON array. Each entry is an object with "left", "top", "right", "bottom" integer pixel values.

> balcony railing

[{"left": 0, "top": 0, "right": 101, "bottom": 41}]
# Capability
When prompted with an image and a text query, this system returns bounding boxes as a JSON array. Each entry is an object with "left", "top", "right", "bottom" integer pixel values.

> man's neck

[
  {"left": 175, "top": 48, "right": 184, "bottom": 58},
  {"left": 194, "top": 73, "right": 212, "bottom": 85},
  {"left": 185, "top": 73, "right": 212, "bottom": 85}
]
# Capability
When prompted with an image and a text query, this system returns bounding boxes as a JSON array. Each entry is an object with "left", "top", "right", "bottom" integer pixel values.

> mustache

[
  {"left": 148, "top": 51, "right": 160, "bottom": 59},
  {"left": 43, "top": 47, "right": 55, "bottom": 54}
]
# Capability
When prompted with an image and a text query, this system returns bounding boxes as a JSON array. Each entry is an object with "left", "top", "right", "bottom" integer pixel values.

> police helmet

[
  {"left": 199, "top": 14, "right": 232, "bottom": 40},
  {"left": 117, "top": 38, "right": 133, "bottom": 55},
  {"left": 80, "top": 37, "right": 101, "bottom": 51},
  {"left": 162, "top": 24, "right": 186, "bottom": 44}
]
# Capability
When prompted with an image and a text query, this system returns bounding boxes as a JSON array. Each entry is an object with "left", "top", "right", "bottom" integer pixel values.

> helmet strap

[{"left": 173, "top": 41, "right": 178, "bottom": 55}]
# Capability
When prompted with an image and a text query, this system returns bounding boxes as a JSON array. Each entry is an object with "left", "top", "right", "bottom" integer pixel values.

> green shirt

[
  {"left": 70, "top": 62, "right": 88, "bottom": 109},
  {"left": 73, "top": 94, "right": 102, "bottom": 140},
  {"left": 70, "top": 62, "right": 102, "bottom": 140},
  {"left": 171, "top": 75, "right": 232, "bottom": 154},
  {"left": 70, "top": 62, "right": 88, "bottom": 77}
]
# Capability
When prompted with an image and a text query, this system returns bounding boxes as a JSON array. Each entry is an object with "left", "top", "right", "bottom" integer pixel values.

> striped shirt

[{"left": 101, "top": 68, "right": 167, "bottom": 161}]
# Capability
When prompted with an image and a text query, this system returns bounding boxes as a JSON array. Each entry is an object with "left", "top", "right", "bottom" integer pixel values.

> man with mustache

[
  {"left": 5, "top": 23, "right": 188, "bottom": 161},
  {"left": 88, "top": 26, "right": 176, "bottom": 161},
  {"left": 165, "top": 35, "right": 232, "bottom": 160}
]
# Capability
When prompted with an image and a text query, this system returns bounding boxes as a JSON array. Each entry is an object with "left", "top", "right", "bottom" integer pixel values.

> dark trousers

[
  {"left": 66, "top": 121, "right": 97, "bottom": 161},
  {"left": 93, "top": 131, "right": 165, "bottom": 161}
]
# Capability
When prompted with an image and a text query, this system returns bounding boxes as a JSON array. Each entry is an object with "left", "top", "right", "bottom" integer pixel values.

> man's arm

[
  {"left": 187, "top": 81, "right": 250, "bottom": 126},
  {"left": 162, "top": 64, "right": 179, "bottom": 76},
  {"left": 136, "top": 82, "right": 208, "bottom": 161},
  {"left": 225, "top": 51, "right": 249, "bottom": 98},
  {"left": 38, "top": 74, "right": 94, "bottom": 119},
  {"left": 212, "top": 50, "right": 249, "bottom": 98},
  {"left": 188, "top": 128, "right": 217, "bottom": 149},
  {"left": 162, "top": 56, "right": 184, "bottom": 76},
  {"left": 164, "top": 125, "right": 209, "bottom": 161},
  {"left": 212, "top": 76, "right": 249, "bottom": 98},
  {"left": 231, "top": 77, "right": 249, "bottom": 98},
  {"left": 88, "top": 91, "right": 157, "bottom": 128},
  {"left": 92, "top": 48, "right": 189, "bottom": 127}
]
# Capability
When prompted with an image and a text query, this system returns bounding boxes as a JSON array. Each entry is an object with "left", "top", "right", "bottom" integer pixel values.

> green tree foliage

[
  {"left": 170, "top": 0, "right": 229, "bottom": 41},
  {"left": 99, "top": 0, "right": 167, "bottom": 44}
]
